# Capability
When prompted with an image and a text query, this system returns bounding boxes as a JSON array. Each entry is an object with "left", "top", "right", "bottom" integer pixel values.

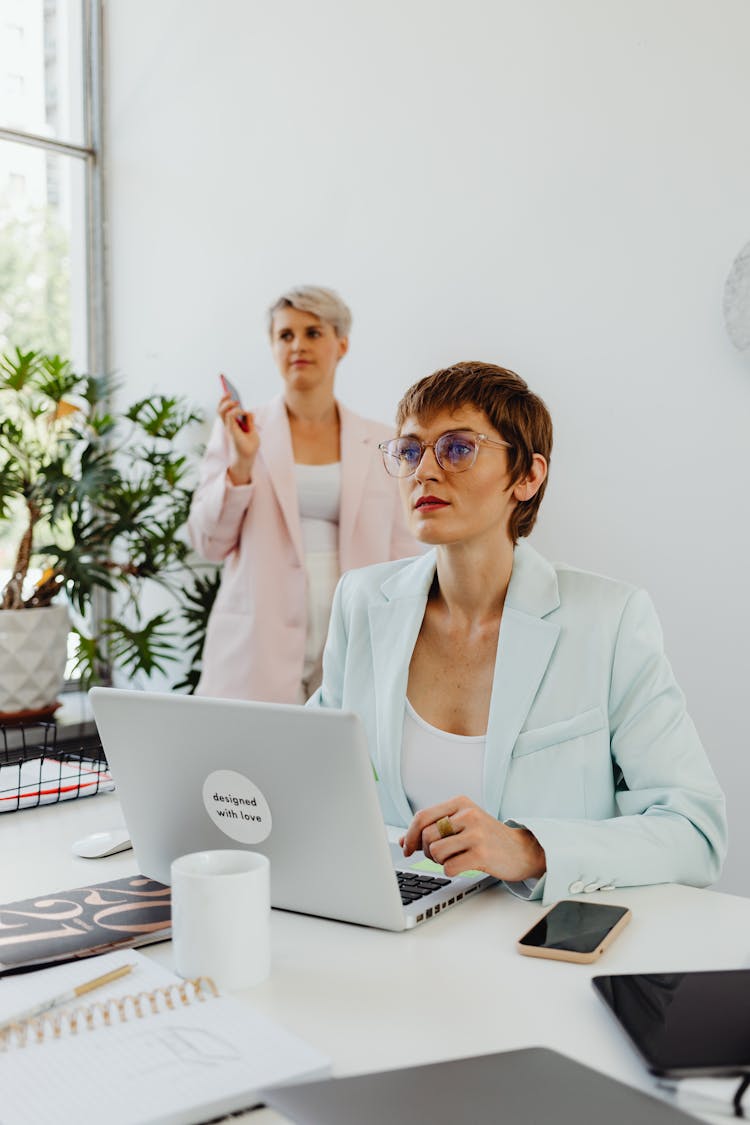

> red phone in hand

[{"left": 219, "top": 373, "right": 249, "bottom": 432}]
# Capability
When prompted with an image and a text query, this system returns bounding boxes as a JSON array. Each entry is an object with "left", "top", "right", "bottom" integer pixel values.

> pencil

[{"left": 0, "top": 962, "right": 136, "bottom": 1032}]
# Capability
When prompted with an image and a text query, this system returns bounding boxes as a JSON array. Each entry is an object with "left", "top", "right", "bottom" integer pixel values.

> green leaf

[
  {"left": 126, "top": 396, "right": 202, "bottom": 440},
  {"left": 35, "top": 354, "right": 84, "bottom": 403},
  {"left": 171, "top": 569, "right": 221, "bottom": 693},
  {"left": 68, "top": 629, "right": 105, "bottom": 689},
  {"left": 102, "top": 611, "right": 180, "bottom": 678},
  {"left": 0, "top": 348, "right": 42, "bottom": 392},
  {"left": 81, "top": 371, "right": 119, "bottom": 407}
]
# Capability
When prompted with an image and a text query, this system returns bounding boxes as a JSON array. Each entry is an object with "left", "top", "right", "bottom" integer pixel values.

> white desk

[{"left": 3, "top": 791, "right": 748, "bottom": 1124}]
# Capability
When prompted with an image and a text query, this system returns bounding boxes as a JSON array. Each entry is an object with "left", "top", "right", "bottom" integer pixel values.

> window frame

[
  {"left": 0, "top": 0, "right": 108, "bottom": 689},
  {"left": 0, "top": 0, "right": 106, "bottom": 378}
]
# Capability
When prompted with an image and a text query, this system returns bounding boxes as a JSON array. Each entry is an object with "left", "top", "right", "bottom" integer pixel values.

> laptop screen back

[
  {"left": 260, "top": 1046, "right": 697, "bottom": 1124},
  {"left": 89, "top": 688, "right": 405, "bottom": 930}
]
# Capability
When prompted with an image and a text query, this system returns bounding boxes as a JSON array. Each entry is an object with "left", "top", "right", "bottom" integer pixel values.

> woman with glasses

[
  {"left": 188, "top": 286, "right": 417, "bottom": 704},
  {"left": 311, "top": 361, "right": 726, "bottom": 902}
]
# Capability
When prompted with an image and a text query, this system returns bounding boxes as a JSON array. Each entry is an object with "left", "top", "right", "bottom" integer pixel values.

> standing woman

[{"left": 188, "top": 286, "right": 417, "bottom": 703}]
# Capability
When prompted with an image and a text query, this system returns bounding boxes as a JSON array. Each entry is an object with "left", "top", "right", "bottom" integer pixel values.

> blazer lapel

[
  {"left": 482, "top": 541, "right": 561, "bottom": 815},
  {"left": 368, "top": 552, "right": 437, "bottom": 825},
  {"left": 338, "top": 404, "right": 374, "bottom": 567},
  {"left": 258, "top": 395, "right": 304, "bottom": 566}
]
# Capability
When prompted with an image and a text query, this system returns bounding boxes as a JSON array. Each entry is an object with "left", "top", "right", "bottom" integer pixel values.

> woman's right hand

[
  {"left": 400, "top": 796, "right": 546, "bottom": 884},
  {"left": 219, "top": 393, "right": 260, "bottom": 485}
]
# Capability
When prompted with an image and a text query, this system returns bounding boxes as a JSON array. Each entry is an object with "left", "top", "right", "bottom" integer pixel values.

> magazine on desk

[{"left": 0, "top": 874, "right": 171, "bottom": 975}]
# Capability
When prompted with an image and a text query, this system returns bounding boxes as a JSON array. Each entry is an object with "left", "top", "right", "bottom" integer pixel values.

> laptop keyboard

[{"left": 397, "top": 870, "right": 451, "bottom": 905}]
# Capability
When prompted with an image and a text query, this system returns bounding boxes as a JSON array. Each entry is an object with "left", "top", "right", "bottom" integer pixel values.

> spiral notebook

[{"left": 0, "top": 950, "right": 330, "bottom": 1125}]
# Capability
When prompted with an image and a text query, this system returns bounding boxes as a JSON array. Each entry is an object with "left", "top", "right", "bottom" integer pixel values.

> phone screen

[
  {"left": 519, "top": 901, "right": 629, "bottom": 955},
  {"left": 219, "top": 374, "right": 249, "bottom": 431},
  {"left": 220, "top": 374, "right": 243, "bottom": 406}
]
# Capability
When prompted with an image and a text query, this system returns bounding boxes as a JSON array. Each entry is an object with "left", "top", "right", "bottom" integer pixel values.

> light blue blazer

[{"left": 310, "top": 541, "right": 727, "bottom": 904}]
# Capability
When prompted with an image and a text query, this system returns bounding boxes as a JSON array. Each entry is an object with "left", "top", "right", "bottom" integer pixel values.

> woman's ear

[
  {"left": 337, "top": 335, "right": 349, "bottom": 361},
  {"left": 512, "top": 453, "right": 548, "bottom": 502}
]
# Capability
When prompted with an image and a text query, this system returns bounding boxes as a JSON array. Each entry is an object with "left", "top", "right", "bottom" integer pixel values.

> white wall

[{"left": 104, "top": 0, "right": 750, "bottom": 894}]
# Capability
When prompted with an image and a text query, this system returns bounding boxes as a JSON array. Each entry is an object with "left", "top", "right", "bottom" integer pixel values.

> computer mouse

[{"left": 71, "top": 828, "right": 133, "bottom": 858}]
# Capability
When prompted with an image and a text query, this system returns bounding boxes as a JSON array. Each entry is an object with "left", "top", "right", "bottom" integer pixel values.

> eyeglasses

[{"left": 378, "top": 430, "right": 513, "bottom": 478}]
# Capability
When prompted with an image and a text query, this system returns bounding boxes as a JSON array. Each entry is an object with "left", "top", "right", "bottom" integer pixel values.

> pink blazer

[{"left": 188, "top": 394, "right": 418, "bottom": 703}]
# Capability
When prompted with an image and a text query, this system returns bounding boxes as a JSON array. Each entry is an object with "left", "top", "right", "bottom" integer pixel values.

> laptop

[
  {"left": 259, "top": 1046, "right": 699, "bottom": 1124},
  {"left": 89, "top": 688, "right": 496, "bottom": 931}
]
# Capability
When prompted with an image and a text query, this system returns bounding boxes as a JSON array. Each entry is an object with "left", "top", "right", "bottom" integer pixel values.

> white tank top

[
  {"left": 401, "top": 699, "right": 486, "bottom": 814},
  {"left": 295, "top": 462, "right": 341, "bottom": 553}
]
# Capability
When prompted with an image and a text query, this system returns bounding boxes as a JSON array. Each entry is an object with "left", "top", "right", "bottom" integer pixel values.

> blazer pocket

[{"left": 513, "top": 707, "right": 605, "bottom": 758}]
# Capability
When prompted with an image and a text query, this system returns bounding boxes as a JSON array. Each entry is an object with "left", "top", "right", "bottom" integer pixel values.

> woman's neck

[
  {"left": 284, "top": 386, "right": 337, "bottom": 426},
  {"left": 285, "top": 391, "right": 340, "bottom": 464},
  {"left": 432, "top": 533, "right": 515, "bottom": 624}
]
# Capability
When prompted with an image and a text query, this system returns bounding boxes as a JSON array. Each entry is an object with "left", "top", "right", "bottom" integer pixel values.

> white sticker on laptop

[{"left": 202, "top": 770, "right": 272, "bottom": 844}]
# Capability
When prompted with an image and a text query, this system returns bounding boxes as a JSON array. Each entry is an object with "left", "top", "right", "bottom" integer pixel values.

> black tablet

[{"left": 593, "top": 969, "right": 750, "bottom": 1077}]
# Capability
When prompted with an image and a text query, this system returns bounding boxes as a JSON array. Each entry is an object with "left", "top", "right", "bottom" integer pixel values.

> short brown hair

[{"left": 395, "top": 361, "right": 553, "bottom": 542}]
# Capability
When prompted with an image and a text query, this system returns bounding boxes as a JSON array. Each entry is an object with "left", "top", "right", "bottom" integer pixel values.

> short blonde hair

[{"left": 267, "top": 286, "right": 352, "bottom": 339}]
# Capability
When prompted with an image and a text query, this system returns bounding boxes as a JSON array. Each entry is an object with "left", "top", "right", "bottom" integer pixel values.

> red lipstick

[{"left": 415, "top": 495, "right": 449, "bottom": 510}]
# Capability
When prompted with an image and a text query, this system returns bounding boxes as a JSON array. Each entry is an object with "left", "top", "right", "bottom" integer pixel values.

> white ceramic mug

[{"left": 171, "top": 849, "right": 270, "bottom": 990}]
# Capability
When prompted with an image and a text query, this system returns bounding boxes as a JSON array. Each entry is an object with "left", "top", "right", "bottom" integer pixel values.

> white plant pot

[{"left": 0, "top": 605, "right": 70, "bottom": 717}]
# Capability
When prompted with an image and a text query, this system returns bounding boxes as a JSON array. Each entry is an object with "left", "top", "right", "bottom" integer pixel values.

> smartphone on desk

[
  {"left": 219, "top": 373, "right": 249, "bottom": 432},
  {"left": 517, "top": 900, "right": 631, "bottom": 964}
]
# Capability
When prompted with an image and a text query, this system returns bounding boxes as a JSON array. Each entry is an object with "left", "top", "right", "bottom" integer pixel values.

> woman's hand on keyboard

[{"left": 400, "top": 796, "right": 547, "bottom": 883}]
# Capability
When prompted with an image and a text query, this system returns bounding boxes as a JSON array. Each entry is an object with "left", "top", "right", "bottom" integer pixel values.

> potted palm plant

[{"left": 0, "top": 347, "right": 215, "bottom": 718}]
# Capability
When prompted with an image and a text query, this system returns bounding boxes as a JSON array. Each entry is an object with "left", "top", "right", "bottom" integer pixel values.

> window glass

[
  {"left": 0, "top": 138, "right": 88, "bottom": 363},
  {"left": 0, "top": 0, "right": 92, "bottom": 684},
  {"left": 0, "top": 0, "right": 85, "bottom": 145}
]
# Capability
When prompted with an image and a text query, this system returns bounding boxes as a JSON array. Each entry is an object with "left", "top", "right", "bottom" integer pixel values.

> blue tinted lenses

[{"left": 384, "top": 432, "right": 479, "bottom": 475}]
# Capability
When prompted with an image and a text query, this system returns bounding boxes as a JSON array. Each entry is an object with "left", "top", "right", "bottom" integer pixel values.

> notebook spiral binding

[{"left": 0, "top": 977, "right": 218, "bottom": 1050}]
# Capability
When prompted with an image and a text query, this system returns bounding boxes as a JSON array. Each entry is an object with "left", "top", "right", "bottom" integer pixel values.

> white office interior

[
  {"left": 2, "top": 5, "right": 750, "bottom": 1119},
  {"left": 102, "top": 1, "right": 750, "bottom": 897}
]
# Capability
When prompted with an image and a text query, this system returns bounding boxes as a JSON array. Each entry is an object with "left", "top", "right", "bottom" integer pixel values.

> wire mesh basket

[{"left": 0, "top": 720, "right": 113, "bottom": 813}]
